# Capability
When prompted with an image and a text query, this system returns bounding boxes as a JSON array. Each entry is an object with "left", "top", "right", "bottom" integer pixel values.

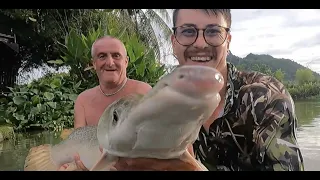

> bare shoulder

[
  {"left": 128, "top": 79, "right": 152, "bottom": 95},
  {"left": 76, "top": 86, "right": 99, "bottom": 103}
]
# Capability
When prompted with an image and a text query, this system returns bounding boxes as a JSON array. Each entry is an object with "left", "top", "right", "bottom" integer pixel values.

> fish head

[{"left": 130, "top": 65, "right": 225, "bottom": 126}]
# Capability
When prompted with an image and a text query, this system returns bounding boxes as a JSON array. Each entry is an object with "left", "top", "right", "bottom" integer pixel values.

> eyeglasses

[{"left": 172, "top": 25, "right": 230, "bottom": 47}]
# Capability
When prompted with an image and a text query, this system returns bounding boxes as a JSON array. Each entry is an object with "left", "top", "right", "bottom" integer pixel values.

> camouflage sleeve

[{"left": 241, "top": 82, "right": 304, "bottom": 171}]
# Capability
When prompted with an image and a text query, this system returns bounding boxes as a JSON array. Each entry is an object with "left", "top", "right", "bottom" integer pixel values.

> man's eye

[{"left": 113, "top": 54, "right": 121, "bottom": 59}]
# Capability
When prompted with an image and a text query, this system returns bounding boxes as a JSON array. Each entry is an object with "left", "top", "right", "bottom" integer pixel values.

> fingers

[
  {"left": 74, "top": 153, "right": 88, "bottom": 171},
  {"left": 57, "top": 164, "right": 69, "bottom": 171},
  {"left": 57, "top": 162, "right": 79, "bottom": 171},
  {"left": 114, "top": 157, "right": 198, "bottom": 171},
  {"left": 99, "top": 146, "right": 103, "bottom": 153}
]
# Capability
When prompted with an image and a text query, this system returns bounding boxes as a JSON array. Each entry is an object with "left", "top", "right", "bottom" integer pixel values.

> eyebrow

[{"left": 180, "top": 23, "right": 221, "bottom": 28}]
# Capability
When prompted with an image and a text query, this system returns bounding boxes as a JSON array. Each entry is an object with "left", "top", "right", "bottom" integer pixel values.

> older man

[
  {"left": 58, "top": 36, "right": 152, "bottom": 171},
  {"left": 74, "top": 36, "right": 151, "bottom": 128}
]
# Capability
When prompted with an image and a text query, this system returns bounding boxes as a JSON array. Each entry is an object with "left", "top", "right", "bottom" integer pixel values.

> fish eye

[{"left": 112, "top": 110, "right": 118, "bottom": 125}]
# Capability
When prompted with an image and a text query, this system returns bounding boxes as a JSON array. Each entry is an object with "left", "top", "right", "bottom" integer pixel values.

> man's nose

[
  {"left": 193, "top": 31, "right": 207, "bottom": 49},
  {"left": 105, "top": 56, "right": 115, "bottom": 66}
]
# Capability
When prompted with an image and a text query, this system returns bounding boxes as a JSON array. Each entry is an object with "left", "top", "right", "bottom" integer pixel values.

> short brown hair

[{"left": 172, "top": 9, "right": 232, "bottom": 28}]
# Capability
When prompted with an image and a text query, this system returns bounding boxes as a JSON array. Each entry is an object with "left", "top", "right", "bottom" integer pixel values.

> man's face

[
  {"left": 92, "top": 38, "right": 128, "bottom": 84},
  {"left": 171, "top": 9, "right": 231, "bottom": 70}
]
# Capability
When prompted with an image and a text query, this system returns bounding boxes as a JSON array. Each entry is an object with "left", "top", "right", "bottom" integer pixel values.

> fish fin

[
  {"left": 180, "top": 150, "right": 208, "bottom": 171},
  {"left": 60, "top": 128, "right": 74, "bottom": 140},
  {"left": 90, "top": 151, "right": 118, "bottom": 171},
  {"left": 24, "top": 144, "right": 59, "bottom": 171}
]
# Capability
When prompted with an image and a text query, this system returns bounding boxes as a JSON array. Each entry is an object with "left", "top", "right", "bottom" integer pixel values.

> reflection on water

[
  {"left": 295, "top": 100, "right": 320, "bottom": 171},
  {"left": 0, "top": 100, "right": 320, "bottom": 171},
  {"left": 0, "top": 131, "right": 61, "bottom": 171}
]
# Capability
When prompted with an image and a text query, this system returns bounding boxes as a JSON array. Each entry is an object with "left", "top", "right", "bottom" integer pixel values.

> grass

[{"left": 0, "top": 124, "right": 15, "bottom": 142}]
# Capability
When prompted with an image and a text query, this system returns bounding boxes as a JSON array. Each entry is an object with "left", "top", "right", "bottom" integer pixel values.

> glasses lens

[
  {"left": 175, "top": 26, "right": 198, "bottom": 46},
  {"left": 175, "top": 26, "right": 228, "bottom": 46},
  {"left": 204, "top": 26, "right": 228, "bottom": 46}
]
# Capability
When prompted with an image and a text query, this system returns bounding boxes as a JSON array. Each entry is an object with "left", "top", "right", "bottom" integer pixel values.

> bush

[{"left": 1, "top": 73, "right": 80, "bottom": 131}]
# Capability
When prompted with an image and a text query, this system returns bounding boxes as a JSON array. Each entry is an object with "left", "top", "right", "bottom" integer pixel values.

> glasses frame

[{"left": 172, "top": 25, "right": 231, "bottom": 47}]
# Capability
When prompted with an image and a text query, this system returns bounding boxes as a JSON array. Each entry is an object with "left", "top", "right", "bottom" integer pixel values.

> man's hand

[
  {"left": 58, "top": 153, "right": 88, "bottom": 171},
  {"left": 113, "top": 155, "right": 204, "bottom": 171}
]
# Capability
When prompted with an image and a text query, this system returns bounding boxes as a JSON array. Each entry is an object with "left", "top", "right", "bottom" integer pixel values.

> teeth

[{"left": 190, "top": 57, "right": 211, "bottom": 61}]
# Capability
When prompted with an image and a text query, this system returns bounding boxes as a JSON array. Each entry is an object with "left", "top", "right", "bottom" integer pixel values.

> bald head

[{"left": 91, "top": 36, "right": 127, "bottom": 59}]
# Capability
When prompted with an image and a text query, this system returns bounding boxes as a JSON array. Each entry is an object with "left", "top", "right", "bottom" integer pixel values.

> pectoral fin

[{"left": 90, "top": 151, "right": 118, "bottom": 171}]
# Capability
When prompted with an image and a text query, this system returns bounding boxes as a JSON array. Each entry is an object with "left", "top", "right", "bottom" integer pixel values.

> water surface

[{"left": 0, "top": 100, "right": 319, "bottom": 171}]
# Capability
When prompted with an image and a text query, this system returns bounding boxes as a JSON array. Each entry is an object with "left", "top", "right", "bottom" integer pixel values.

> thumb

[{"left": 99, "top": 146, "right": 103, "bottom": 153}]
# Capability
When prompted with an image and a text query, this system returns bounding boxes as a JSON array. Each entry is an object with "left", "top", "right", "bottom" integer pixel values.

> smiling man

[
  {"left": 170, "top": 9, "right": 304, "bottom": 171},
  {"left": 74, "top": 36, "right": 151, "bottom": 128}
]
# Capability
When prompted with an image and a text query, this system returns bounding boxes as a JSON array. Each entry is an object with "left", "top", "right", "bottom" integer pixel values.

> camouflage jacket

[{"left": 193, "top": 62, "right": 304, "bottom": 171}]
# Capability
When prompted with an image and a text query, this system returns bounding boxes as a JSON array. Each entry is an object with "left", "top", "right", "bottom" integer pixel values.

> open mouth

[{"left": 189, "top": 56, "right": 212, "bottom": 63}]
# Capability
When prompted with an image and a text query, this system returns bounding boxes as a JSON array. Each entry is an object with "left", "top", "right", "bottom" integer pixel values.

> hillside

[{"left": 227, "top": 52, "right": 320, "bottom": 81}]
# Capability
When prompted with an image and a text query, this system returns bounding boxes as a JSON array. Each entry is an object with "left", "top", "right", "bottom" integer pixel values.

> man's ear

[
  {"left": 92, "top": 58, "right": 97, "bottom": 70},
  {"left": 124, "top": 56, "right": 129, "bottom": 68},
  {"left": 171, "top": 34, "right": 178, "bottom": 57},
  {"left": 227, "top": 33, "right": 232, "bottom": 50},
  {"left": 171, "top": 34, "right": 176, "bottom": 48}
]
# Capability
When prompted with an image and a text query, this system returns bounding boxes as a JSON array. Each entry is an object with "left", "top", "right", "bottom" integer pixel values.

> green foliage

[
  {"left": 295, "top": 68, "right": 315, "bottom": 85},
  {"left": 0, "top": 9, "right": 105, "bottom": 71},
  {"left": 1, "top": 23, "right": 167, "bottom": 132},
  {"left": 124, "top": 35, "right": 166, "bottom": 86},
  {"left": 286, "top": 82, "right": 320, "bottom": 100},
  {"left": 251, "top": 64, "right": 273, "bottom": 76},
  {"left": 0, "top": 73, "right": 82, "bottom": 131},
  {"left": 274, "top": 69, "right": 285, "bottom": 83}
]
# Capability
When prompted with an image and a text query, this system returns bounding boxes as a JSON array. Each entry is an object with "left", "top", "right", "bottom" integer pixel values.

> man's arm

[
  {"left": 251, "top": 89, "right": 304, "bottom": 171},
  {"left": 74, "top": 94, "right": 87, "bottom": 129}
]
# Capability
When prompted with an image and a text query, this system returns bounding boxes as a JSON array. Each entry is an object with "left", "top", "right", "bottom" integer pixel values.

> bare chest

[{"left": 84, "top": 95, "right": 118, "bottom": 126}]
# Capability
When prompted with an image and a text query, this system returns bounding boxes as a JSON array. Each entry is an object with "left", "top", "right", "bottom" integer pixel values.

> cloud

[
  {"left": 290, "top": 33, "right": 320, "bottom": 50},
  {"left": 230, "top": 9, "right": 320, "bottom": 73}
]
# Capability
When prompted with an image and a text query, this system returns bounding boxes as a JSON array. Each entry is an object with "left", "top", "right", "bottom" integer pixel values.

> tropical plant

[{"left": 115, "top": 9, "right": 173, "bottom": 61}]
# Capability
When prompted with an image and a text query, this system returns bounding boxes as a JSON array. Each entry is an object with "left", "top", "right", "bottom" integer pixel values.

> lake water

[{"left": 0, "top": 100, "right": 319, "bottom": 171}]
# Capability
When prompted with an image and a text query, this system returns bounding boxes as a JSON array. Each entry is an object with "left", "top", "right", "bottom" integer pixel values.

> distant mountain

[{"left": 227, "top": 52, "right": 320, "bottom": 81}]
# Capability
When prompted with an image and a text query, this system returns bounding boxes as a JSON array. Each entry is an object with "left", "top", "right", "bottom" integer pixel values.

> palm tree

[{"left": 114, "top": 9, "right": 173, "bottom": 62}]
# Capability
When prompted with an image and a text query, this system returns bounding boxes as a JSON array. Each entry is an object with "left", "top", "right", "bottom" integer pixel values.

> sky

[
  {"left": 20, "top": 9, "right": 320, "bottom": 84},
  {"left": 161, "top": 9, "right": 320, "bottom": 74}
]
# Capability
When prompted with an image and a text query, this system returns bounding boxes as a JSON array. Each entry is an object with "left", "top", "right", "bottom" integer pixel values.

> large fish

[{"left": 24, "top": 65, "right": 224, "bottom": 171}]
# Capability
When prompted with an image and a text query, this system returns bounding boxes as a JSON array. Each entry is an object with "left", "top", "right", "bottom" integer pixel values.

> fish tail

[{"left": 24, "top": 144, "right": 59, "bottom": 171}]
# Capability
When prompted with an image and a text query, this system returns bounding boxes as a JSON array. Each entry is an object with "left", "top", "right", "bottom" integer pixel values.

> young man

[{"left": 170, "top": 9, "right": 304, "bottom": 171}]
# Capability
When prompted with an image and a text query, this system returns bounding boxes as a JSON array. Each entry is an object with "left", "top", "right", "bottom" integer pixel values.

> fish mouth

[{"left": 165, "top": 85, "right": 217, "bottom": 105}]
